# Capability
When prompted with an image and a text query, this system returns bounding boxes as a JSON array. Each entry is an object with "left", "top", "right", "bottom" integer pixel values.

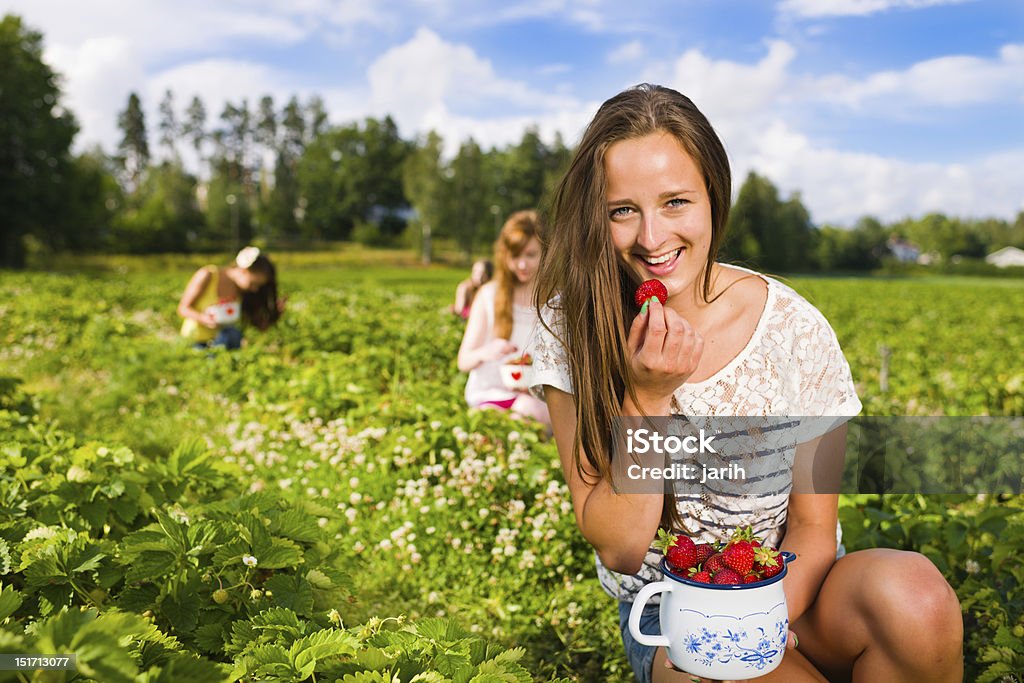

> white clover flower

[
  {"left": 430, "top": 421, "right": 442, "bottom": 430},
  {"left": 965, "top": 559, "right": 981, "bottom": 575},
  {"left": 242, "top": 554, "right": 258, "bottom": 567}
]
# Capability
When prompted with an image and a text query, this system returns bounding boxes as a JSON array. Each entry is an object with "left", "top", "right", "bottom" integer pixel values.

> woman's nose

[{"left": 638, "top": 212, "right": 664, "bottom": 249}]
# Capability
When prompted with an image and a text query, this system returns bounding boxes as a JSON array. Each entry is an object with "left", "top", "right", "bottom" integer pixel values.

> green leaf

[
  {"left": 339, "top": 672, "right": 395, "bottom": 683},
  {"left": 263, "top": 574, "right": 314, "bottom": 617},
  {"left": 414, "top": 618, "right": 472, "bottom": 643},
  {"left": 431, "top": 651, "right": 472, "bottom": 677},
  {"left": 410, "top": 673, "right": 451, "bottom": 683},
  {"left": 141, "top": 653, "right": 233, "bottom": 683},
  {"left": 272, "top": 509, "right": 323, "bottom": 543},
  {"left": 247, "top": 643, "right": 294, "bottom": 679},
  {"left": 0, "top": 584, "right": 24, "bottom": 621},
  {"left": 117, "top": 583, "right": 160, "bottom": 613},
  {"left": 161, "top": 592, "right": 200, "bottom": 635},
  {"left": 193, "top": 622, "right": 228, "bottom": 654},
  {"left": 256, "top": 537, "right": 304, "bottom": 569},
  {"left": 70, "top": 547, "right": 106, "bottom": 574},
  {"left": 124, "top": 551, "right": 177, "bottom": 583},
  {"left": 0, "top": 539, "right": 11, "bottom": 575},
  {"left": 290, "top": 628, "right": 360, "bottom": 676}
]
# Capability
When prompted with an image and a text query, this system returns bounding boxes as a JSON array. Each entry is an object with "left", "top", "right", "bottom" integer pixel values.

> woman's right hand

[
  {"left": 479, "top": 338, "right": 518, "bottom": 363},
  {"left": 626, "top": 297, "right": 703, "bottom": 413},
  {"left": 201, "top": 312, "right": 219, "bottom": 329}
]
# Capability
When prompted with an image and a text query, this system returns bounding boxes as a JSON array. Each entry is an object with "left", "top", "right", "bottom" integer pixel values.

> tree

[
  {"left": 403, "top": 131, "right": 447, "bottom": 263},
  {"left": 255, "top": 95, "right": 277, "bottom": 198},
  {"left": 0, "top": 14, "right": 78, "bottom": 267},
  {"left": 306, "top": 95, "right": 328, "bottom": 141},
  {"left": 296, "top": 116, "right": 410, "bottom": 242},
  {"left": 157, "top": 89, "right": 179, "bottom": 161},
  {"left": 281, "top": 96, "right": 306, "bottom": 157},
  {"left": 725, "top": 171, "right": 813, "bottom": 271},
  {"left": 117, "top": 91, "right": 149, "bottom": 193},
  {"left": 449, "top": 138, "right": 489, "bottom": 256},
  {"left": 112, "top": 161, "right": 203, "bottom": 252},
  {"left": 182, "top": 95, "right": 207, "bottom": 168},
  {"left": 52, "top": 149, "right": 122, "bottom": 252}
]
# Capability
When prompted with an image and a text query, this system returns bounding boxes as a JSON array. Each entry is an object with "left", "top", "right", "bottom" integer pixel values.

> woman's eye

[
  {"left": 667, "top": 198, "right": 688, "bottom": 208},
  {"left": 609, "top": 206, "right": 632, "bottom": 218}
]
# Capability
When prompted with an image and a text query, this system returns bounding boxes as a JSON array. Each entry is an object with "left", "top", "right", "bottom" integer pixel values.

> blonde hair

[{"left": 493, "top": 210, "right": 543, "bottom": 340}]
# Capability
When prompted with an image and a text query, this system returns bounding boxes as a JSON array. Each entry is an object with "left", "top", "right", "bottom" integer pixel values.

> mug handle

[
  {"left": 628, "top": 581, "right": 672, "bottom": 647},
  {"left": 781, "top": 551, "right": 797, "bottom": 565}
]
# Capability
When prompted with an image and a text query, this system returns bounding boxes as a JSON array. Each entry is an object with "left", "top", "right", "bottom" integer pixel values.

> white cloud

[
  {"left": 365, "top": 27, "right": 581, "bottom": 154},
  {"left": 733, "top": 121, "right": 1024, "bottom": 224},
  {"left": 659, "top": 40, "right": 797, "bottom": 143},
  {"left": 778, "top": 0, "right": 974, "bottom": 19},
  {"left": 45, "top": 37, "right": 144, "bottom": 154},
  {"left": 818, "top": 43, "right": 1024, "bottom": 109},
  {"left": 607, "top": 40, "right": 645, "bottom": 65},
  {"left": 7, "top": 0, "right": 309, "bottom": 63}
]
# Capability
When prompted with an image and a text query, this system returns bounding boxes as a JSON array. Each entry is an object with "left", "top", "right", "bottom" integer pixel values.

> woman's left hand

[{"left": 663, "top": 630, "right": 798, "bottom": 682}]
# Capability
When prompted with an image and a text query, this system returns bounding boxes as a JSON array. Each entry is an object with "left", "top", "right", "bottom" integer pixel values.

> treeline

[{"left": 2, "top": 13, "right": 1023, "bottom": 270}]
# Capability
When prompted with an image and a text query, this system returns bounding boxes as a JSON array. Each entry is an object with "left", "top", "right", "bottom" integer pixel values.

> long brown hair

[
  {"left": 493, "top": 210, "right": 542, "bottom": 339},
  {"left": 534, "top": 83, "right": 732, "bottom": 530},
  {"left": 241, "top": 254, "right": 281, "bottom": 331}
]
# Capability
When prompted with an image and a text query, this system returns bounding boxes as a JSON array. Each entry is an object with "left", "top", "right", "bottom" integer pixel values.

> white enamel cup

[
  {"left": 206, "top": 301, "right": 241, "bottom": 326},
  {"left": 628, "top": 552, "right": 796, "bottom": 680}
]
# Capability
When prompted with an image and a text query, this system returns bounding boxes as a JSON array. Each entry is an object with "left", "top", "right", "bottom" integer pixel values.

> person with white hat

[{"left": 177, "top": 246, "right": 285, "bottom": 349}]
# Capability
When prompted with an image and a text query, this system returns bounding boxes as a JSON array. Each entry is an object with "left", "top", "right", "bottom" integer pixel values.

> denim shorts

[{"left": 618, "top": 601, "right": 660, "bottom": 683}]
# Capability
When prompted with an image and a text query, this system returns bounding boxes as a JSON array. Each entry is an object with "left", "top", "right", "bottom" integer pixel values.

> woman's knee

[{"left": 861, "top": 550, "right": 963, "bottom": 656}]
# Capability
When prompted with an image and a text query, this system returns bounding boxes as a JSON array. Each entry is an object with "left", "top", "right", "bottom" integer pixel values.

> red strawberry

[
  {"left": 743, "top": 574, "right": 761, "bottom": 584},
  {"left": 689, "top": 570, "right": 712, "bottom": 584},
  {"left": 694, "top": 543, "right": 716, "bottom": 567},
  {"left": 654, "top": 529, "right": 697, "bottom": 572},
  {"left": 723, "top": 540, "right": 755, "bottom": 575},
  {"left": 755, "top": 547, "right": 784, "bottom": 579},
  {"left": 667, "top": 536, "right": 697, "bottom": 571},
  {"left": 703, "top": 553, "right": 726, "bottom": 575},
  {"left": 634, "top": 279, "right": 668, "bottom": 307},
  {"left": 712, "top": 568, "right": 743, "bottom": 585}
]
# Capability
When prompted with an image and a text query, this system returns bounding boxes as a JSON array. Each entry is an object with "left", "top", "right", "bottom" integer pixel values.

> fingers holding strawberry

[{"left": 627, "top": 295, "right": 703, "bottom": 410}]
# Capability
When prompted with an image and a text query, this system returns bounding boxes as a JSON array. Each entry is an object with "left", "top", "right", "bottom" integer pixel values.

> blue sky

[{"left": 4, "top": 0, "right": 1023, "bottom": 225}]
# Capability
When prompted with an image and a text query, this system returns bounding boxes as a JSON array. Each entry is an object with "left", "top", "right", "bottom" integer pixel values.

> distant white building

[
  {"left": 887, "top": 236, "right": 920, "bottom": 263},
  {"left": 986, "top": 246, "right": 1024, "bottom": 268}
]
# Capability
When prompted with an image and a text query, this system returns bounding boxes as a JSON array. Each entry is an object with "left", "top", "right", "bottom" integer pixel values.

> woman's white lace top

[{"left": 529, "top": 266, "right": 862, "bottom": 602}]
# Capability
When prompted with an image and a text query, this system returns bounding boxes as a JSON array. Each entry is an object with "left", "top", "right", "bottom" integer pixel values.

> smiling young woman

[{"left": 529, "top": 84, "right": 963, "bottom": 683}]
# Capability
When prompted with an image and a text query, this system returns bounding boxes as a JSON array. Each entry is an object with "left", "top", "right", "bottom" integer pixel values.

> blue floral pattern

[{"left": 672, "top": 605, "right": 789, "bottom": 673}]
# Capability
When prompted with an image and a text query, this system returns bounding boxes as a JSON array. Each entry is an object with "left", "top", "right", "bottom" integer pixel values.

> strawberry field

[{"left": 1, "top": 258, "right": 1023, "bottom": 682}]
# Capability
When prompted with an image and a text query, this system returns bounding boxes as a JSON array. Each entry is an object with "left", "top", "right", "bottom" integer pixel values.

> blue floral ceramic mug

[{"left": 628, "top": 552, "right": 796, "bottom": 680}]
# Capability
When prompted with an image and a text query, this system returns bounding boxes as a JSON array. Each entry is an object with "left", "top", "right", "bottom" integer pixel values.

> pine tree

[{"left": 117, "top": 91, "right": 149, "bottom": 192}]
